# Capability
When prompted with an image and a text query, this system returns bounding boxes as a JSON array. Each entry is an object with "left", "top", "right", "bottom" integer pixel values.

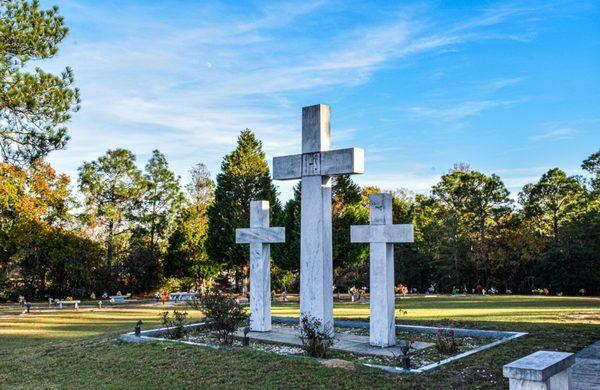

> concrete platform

[
  {"left": 573, "top": 340, "right": 600, "bottom": 390},
  {"left": 235, "top": 325, "right": 433, "bottom": 357}
]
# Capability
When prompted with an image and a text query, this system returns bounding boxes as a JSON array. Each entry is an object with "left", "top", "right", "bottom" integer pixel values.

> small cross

[
  {"left": 236, "top": 200, "right": 285, "bottom": 332},
  {"left": 350, "top": 193, "right": 414, "bottom": 347}
]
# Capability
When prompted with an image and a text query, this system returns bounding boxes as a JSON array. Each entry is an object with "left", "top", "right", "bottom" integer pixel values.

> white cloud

[
  {"left": 530, "top": 128, "right": 575, "bottom": 141},
  {"left": 409, "top": 100, "right": 518, "bottom": 122},
  {"left": 40, "top": 1, "right": 552, "bottom": 199}
]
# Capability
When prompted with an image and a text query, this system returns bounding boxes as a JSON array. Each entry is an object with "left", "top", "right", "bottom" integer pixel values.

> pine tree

[
  {"left": 1, "top": 0, "right": 80, "bottom": 165},
  {"left": 274, "top": 183, "right": 301, "bottom": 271},
  {"left": 164, "top": 162, "right": 216, "bottom": 283},
  {"left": 78, "top": 149, "right": 144, "bottom": 289},
  {"left": 206, "top": 130, "right": 280, "bottom": 291},
  {"left": 141, "top": 150, "right": 183, "bottom": 249}
]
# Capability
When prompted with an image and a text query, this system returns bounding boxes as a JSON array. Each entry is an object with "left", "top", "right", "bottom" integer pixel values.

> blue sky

[{"left": 42, "top": 0, "right": 600, "bottom": 200}]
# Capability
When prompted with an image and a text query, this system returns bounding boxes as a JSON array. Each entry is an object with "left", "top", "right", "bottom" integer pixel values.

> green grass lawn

[{"left": 1, "top": 295, "right": 598, "bottom": 389}]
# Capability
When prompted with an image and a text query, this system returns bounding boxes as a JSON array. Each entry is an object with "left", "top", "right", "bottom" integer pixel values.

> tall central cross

[
  {"left": 351, "top": 193, "right": 414, "bottom": 347},
  {"left": 273, "top": 104, "right": 364, "bottom": 333}
]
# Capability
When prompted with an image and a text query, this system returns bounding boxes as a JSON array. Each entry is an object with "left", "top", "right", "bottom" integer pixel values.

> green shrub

[
  {"left": 190, "top": 290, "right": 248, "bottom": 344},
  {"left": 435, "top": 328, "right": 458, "bottom": 354},
  {"left": 299, "top": 315, "right": 334, "bottom": 358},
  {"left": 160, "top": 310, "right": 189, "bottom": 339}
]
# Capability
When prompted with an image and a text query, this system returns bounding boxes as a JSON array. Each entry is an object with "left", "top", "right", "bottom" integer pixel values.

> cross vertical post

[
  {"left": 300, "top": 105, "right": 334, "bottom": 334},
  {"left": 236, "top": 201, "right": 285, "bottom": 332},
  {"left": 350, "top": 193, "right": 414, "bottom": 347}
]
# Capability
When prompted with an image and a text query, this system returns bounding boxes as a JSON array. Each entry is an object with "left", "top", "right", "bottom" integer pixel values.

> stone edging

[{"left": 119, "top": 317, "right": 527, "bottom": 374}]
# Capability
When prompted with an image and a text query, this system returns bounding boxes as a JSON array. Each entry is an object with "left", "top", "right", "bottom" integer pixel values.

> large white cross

[
  {"left": 236, "top": 200, "right": 285, "bottom": 332},
  {"left": 350, "top": 193, "right": 414, "bottom": 347},
  {"left": 273, "top": 104, "right": 364, "bottom": 334}
]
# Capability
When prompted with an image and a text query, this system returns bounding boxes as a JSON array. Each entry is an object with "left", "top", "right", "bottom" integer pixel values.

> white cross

[
  {"left": 273, "top": 104, "right": 364, "bottom": 334},
  {"left": 236, "top": 200, "right": 285, "bottom": 332},
  {"left": 350, "top": 193, "right": 414, "bottom": 347}
]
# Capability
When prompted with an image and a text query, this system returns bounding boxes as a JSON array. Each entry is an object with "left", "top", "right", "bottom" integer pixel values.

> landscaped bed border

[{"left": 119, "top": 316, "right": 527, "bottom": 374}]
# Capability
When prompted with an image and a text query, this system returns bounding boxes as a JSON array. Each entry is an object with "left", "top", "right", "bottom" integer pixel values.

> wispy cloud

[
  {"left": 408, "top": 100, "right": 518, "bottom": 122},
  {"left": 530, "top": 127, "right": 575, "bottom": 141},
  {"left": 37, "top": 0, "right": 581, "bottom": 200}
]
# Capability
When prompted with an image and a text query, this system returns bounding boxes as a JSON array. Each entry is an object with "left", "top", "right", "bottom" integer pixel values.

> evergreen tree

[
  {"left": 1, "top": 0, "right": 80, "bottom": 165},
  {"left": 164, "top": 162, "right": 216, "bottom": 283},
  {"left": 519, "top": 168, "right": 586, "bottom": 237},
  {"left": 582, "top": 149, "right": 600, "bottom": 193},
  {"left": 206, "top": 130, "right": 280, "bottom": 290},
  {"left": 332, "top": 175, "right": 367, "bottom": 270},
  {"left": 140, "top": 150, "right": 183, "bottom": 249},
  {"left": 78, "top": 149, "right": 144, "bottom": 289},
  {"left": 274, "top": 183, "right": 301, "bottom": 271},
  {"left": 187, "top": 162, "right": 215, "bottom": 209}
]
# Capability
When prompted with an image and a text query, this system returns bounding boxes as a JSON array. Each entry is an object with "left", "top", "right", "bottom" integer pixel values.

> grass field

[{"left": 0, "top": 295, "right": 598, "bottom": 389}]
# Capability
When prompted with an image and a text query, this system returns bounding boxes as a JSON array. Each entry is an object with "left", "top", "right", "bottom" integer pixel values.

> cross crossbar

[
  {"left": 273, "top": 147, "right": 364, "bottom": 180},
  {"left": 350, "top": 224, "right": 413, "bottom": 244},
  {"left": 235, "top": 227, "right": 285, "bottom": 244}
]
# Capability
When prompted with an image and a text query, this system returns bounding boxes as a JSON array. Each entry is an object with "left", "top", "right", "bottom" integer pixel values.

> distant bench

[
  {"left": 503, "top": 350, "right": 575, "bottom": 389},
  {"left": 109, "top": 294, "right": 131, "bottom": 303},
  {"left": 56, "top": 300, "right": 80, "bottom": 310}
]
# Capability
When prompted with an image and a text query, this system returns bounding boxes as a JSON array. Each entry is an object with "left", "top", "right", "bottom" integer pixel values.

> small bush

[
  {"left": 190, "top": 290, "right": 248, "bottom": 344},
  {"left": 299, "top": 315, "right": 334, "bottom": 358},
  {"left": 160, "top": 310, "right": 189, "bottom": 339},
  {"left": 435, "top": 328, "right": 458, "bottom": 354}
]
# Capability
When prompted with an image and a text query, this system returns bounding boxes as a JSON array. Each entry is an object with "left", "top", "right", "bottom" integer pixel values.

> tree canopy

[{"left": 0, "top": 0, "right": 80, "bottom": 165}]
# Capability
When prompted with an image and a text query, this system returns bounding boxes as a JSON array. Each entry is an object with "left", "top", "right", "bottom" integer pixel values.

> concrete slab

[
  {"left": 234, "top": 325, "right": 433, "bottom": 357},
  {"left": 503, "top": 350, "right": 575, "bottom": 381},
  {"left": 573, "top": 340, "right": 600, "bottom": 390}
]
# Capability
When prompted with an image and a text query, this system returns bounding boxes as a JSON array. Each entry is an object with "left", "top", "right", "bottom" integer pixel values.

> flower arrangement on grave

[
  {"left": 435, "top": 328, "right": 458, "bottom": 354},
  {"left": 397, "top": 339, "right": 415, "bottom": 369},
  {"left": 532, "top": 288, "right": 550, "bottom": 295},
  {"left": 395, "top": 283, "right": 408, "bottom": 296}
]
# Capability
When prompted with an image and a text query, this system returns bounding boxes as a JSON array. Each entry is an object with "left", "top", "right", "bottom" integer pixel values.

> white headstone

[
  {"left": 236, "top": 200, "right": 285, "bottom": 332},
  {"left": 273, "top": 104, "right": 364, "bottom": 334},
  {"left": 350, "top": 193, "right": 414, "bottom": 347}
]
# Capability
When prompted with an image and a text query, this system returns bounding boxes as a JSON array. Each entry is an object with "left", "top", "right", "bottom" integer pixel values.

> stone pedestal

[{"left": 503, "top": 350, "right": 575, "bottom": 390}]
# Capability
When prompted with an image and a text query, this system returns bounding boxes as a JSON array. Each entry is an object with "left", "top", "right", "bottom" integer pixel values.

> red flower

[
  {"left": 449, "top": 329, "right": 455, "bottom": 336},
  {"left": 410, "top": 339, "right": 415, "bottom": 344}
]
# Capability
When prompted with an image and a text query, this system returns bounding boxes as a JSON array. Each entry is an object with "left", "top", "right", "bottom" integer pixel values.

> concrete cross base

[
  {"left": 503, "top": 351, "right": 575, "bottom": 390},
  {"left": 234, "top": 325, "right": 433, "bottom": 358}
]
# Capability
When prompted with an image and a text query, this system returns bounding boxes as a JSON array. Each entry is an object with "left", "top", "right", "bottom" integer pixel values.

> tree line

[{"left": 1, "top": 1, "right": 598, "bottom": 300}]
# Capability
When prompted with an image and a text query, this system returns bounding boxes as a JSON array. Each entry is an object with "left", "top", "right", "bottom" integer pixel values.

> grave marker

[
  {"left": 351, "top": 193, "right": 414, "bottom": 347},
  {"left": 236, "top": 200, "right": 285, "bottom": 332}
]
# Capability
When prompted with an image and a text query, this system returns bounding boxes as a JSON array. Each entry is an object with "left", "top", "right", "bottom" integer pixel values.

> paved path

[{"left": 573, "top": 340, "right": 600, "bottom": 390}]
